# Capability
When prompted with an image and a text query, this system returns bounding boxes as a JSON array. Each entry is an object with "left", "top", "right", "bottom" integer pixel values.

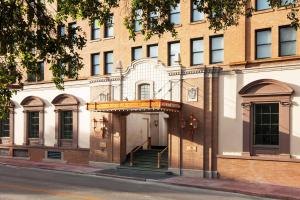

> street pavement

[{"left": 0, "top": 164, "right": 274, "bottom": 200}]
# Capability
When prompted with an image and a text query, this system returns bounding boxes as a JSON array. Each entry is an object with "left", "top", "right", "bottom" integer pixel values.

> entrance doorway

[{"left": 124, "top": 112, "right": 169, "bottom": 169}]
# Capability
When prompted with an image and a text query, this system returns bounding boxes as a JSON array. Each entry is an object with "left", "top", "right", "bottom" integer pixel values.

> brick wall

[{"left": 218, "top": 156, "right": 300, "bottom": 188}]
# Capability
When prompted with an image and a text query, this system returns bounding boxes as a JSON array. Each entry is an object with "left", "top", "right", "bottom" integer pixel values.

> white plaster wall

[
  {"left": 126, "top": 113, "right": 150, "bottom": 154},
  {"left": 123, "top": 60, "right": 173, "bottom": 101},
  {"left": 219, "top": 66, "right": 300, "bottom": 157},
  {"left": 158, "top": 112, "right": 169, "bottom": 146},
  {"left": 12, "top": 81, "right": 91, "bottom": 148}
]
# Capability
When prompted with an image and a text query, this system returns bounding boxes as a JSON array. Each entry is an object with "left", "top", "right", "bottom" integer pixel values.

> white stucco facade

[
  {"left": 12, "top": 80, "right": 91, "bottom": 148},
  {"left": 219, "top": 63, "right": 300, "bottom": 157}
]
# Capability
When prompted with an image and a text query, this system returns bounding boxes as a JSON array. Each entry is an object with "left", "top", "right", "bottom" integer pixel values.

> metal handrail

[
  {"left": 157, "top": 147, "right": 168, "bottom": 168},
  {"left": 130, "top": 139, "right": 149, "bottom": 166}
]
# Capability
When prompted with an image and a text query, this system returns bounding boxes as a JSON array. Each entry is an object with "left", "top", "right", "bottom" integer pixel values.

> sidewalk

[{"left": 1, "top": 158, "right": 300, "bottom": 200}]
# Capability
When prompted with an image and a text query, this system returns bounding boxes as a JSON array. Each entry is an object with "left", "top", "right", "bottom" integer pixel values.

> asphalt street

[{"left": 0, "top": 164, "right": 274, "bottom": 200}]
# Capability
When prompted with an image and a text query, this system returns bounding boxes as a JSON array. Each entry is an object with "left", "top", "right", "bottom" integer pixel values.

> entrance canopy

[{"left": 87, "top": 99, "right": 181, "bottom": 113}]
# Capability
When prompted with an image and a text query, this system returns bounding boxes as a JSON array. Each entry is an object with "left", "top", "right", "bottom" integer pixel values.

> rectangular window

[
  {"left": 27, "top": 62, "right": 44, "bottom": 82},
  {"left": 168, "top": 42, "right": 180, "bottom": 66},
  {"left": 104, "top": 15, "right": 114, "bottom": 38},
  {"left": 139, "top": 84, "right": 150, "bottom": 100},
  {"left": 147, "top": 44, "right": 158, "bottom": 58},
  {"left": 256, "top": 29, "right": 272, "bottom": 59},
  {"left": 0, "top": 115, "right": 9, "bottom": 137},
  {"left": 68, "top": 22, "right": 77, "bottom": 39},
  {"left": 104, "top": 51, "right": 113, "bottom": 75},
  {"left": 210, "top": 35, "right": 224, "bottom": 64},
  {"left": 134, "top": 9, "right": 142, "bottom": 32},
  {"left": 60, "top": 111, "right": 73, "bottom": 139},
  {"left": 37, "top": 62, "right": 44, "bottom": 81},
  {"left": 91, "top": 53, "right": 100, "bottom": 76},
  {"left": 170, "top": 3, "right": 180, "bottom": 25},
  {"left": 58, "top": 24, "right": 65, "bottom": 37},
  {"left": 281, "top": 0, "right": 295, "bottom": 6},
  {"left": 149, "top": 11, "right": 159, "bottom": 28},
  {"left": 191, "top": 0, "right": 204, "bottom": 22},
  {"left": 254, "top": 103, "right": 279, "bottom": 146},
  {"left": 28, "top": 112, "right": 39, "bottom": 138},
  {"left": 132, "top": 46, "right": 143, "bottom": 61},
  {"left": 256, "top": 0, "right": 271, "bottom": 10},
  {"left": 91, "top": 19, "right": 100, "bottom": 40},
  {"left": 191, "top": 38, "right": 204, "bottom": 65},
  {"left": 279, "top": 26, "right": 297, "bottom": 56}
]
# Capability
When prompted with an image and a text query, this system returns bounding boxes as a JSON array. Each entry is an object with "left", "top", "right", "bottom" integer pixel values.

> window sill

[
  {"left": 253, "top": 9, "right": 274, "bottom": 15},
  {"left": 90, "top": 39, "right": 102, "bottom": 43},
  {"left": 103, "top": 36, "right": 115, "bottom": 41},
  {"left": 42, "top": 158, "right": 67, "bottom": 164},
  {"left": 189, "top": 20, "right": 206, "bottom": 25},
  {"left": 173, "top": 24, "right": 183, "bottom": 28},
  {"left": 217, "top": 154, "right": 300, "bottom": 163}
]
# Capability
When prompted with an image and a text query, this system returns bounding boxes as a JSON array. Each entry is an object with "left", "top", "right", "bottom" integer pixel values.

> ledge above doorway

[{"left": 86, "top": 99, "right": 181, "bottom": 113}]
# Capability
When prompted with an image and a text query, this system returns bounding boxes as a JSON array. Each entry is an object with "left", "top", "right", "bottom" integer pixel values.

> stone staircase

[{"left": 118, "top": 148, "right": 169, "bottom": 173}]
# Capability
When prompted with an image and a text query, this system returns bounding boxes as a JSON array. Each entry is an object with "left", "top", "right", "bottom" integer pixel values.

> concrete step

[{"left": 118, "top": 165, "right": 170, "bottom": 173}]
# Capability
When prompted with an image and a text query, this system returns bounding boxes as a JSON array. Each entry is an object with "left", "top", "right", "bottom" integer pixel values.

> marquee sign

[{"left": 87, "top": 99, "right": 181, "bottom": 113}]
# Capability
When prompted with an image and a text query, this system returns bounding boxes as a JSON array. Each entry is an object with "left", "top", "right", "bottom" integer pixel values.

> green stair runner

[{"left": 119, "top": 148, "right": 169, "bottom": 173}]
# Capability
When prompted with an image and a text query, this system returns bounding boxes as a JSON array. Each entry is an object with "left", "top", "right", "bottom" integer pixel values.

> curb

[
  {"left": 1, "top": 162, "right": 299, "bottom": 200},
  {"left": 158, "top": 182, "right": 299, "bottom": 200}
]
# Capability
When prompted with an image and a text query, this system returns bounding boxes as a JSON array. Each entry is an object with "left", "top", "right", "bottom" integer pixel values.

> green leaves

[{"left": 0, "top": 0, "right": 299, "bottom": 119}]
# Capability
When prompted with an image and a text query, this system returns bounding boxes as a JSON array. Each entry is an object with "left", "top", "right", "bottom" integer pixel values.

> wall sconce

[
  {"left": 180, "top": 114, "right": 198, "bottom": 140},
  {"left": 154, "top": 120, "right": 159, "bottom": 127},
  {"left": 189, "top": 114, "right": 198, "bottom": 130},
  {"left": 93, "top": 117, "right": 108, "bottom": 138}
]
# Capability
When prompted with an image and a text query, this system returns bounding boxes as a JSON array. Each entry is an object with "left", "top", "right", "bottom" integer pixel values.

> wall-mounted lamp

[
  {"left": 180, "top": 114, "right": 198, "bottom": 140},
  {"left": 93, "top": 117, "right": 108, "bottom": 138},
  {"left": 154, "top": 120, "right": 159, "bottom": 127}
]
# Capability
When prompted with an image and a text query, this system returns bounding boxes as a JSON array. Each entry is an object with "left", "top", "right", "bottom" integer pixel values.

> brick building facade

[{"left": 0, "top": 0, "right": 300, "bottom": 187}]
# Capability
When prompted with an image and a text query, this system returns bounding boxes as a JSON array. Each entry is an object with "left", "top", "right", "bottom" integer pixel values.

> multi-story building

[{"left": 0, "top": 0, "right": 300, "bottom": 187}]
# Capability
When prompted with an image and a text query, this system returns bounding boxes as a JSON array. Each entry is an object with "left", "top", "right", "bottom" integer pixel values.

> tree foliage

[{"left": 0, "top": 0, "right": 299, "bottom": 118}]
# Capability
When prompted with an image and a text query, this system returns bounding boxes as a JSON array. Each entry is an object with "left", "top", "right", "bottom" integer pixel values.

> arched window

[
  {"left": 239, "top": 79, "right": 294, "bottom": 157},
  {"left": 21, "top": 96, "right": 45, "bottom": 146},
  {"left": 52, "top": 94, "right": 79, "bottom": 148},
  {"left": 138, "top": 84, "right": 150, "bottom": 100}
]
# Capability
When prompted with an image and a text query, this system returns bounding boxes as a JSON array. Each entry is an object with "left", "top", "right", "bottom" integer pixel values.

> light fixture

[{"left": 93, "top": 117, "right": 108, "bottom": 138}]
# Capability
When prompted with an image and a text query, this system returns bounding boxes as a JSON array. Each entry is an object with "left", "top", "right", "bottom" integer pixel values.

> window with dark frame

[
  {"left": 104, "top": 51, "right": 113, "bottom": 75},
  {"left": 210, "top": 35, "right": 224, "bottom": 64},
  {"left": 139, "top": 84, "right": 150, "bottom": 100},
  {"left": 58, "top": 24, "right": 65, "bottom": 37},
  {"left": 27, "top": 62, "right": 44, "bottom": 82},
  {"left": 68, "top": 22, "right": 77, "bottom": 39},
  {"left": 256, "top": 29, "right": 272, "bottom": 59},
  {"left": 256, "top": 0, "right": 271, "bottom": 10},
  {"left": 169, "top": 3, "right": 180, "bottom": 25},
  {"left": 149, "top": 10, "right": 158, "bottom": 28},
  {"left": 91, "top": 53, "right": 100, "bottom": 76},
  {"left": 191, "top": 0, "right": 204, "bottom": 22},
  {"left": 147, "top": 44, "right": 158, "bottom": 58},
  {"left": 91, "top": 19, "right": 100, "bottom": 40},
  {"left": 60, "top": 111, "right": 73, "bottom": 139},
  {"left": 104, "top": 15, "right": 114, "bottom": 38},
  {"left": 28, "top": 111, "right": 39, "bottom": 138},
  {"left": 281, "top": 0, "right": 295, "bottom": 6},
  {"left": 132, "top": 46, "right": 143, "bottom": 61},
  {"left": 191, "top": 38, "right": 204, "bottom": 65},
  {"left": 254, "top": 103, "right": 279, "bottom": 146},
  {"left": 168, "top": 41, "right": 180, "bottom": 66},
  {"left": 134, "top": 9, "right": 142, "bottom": 32},
  {"left": 279, "top": 26, "right": 297, "bottom": 57},
  {"left": 0, "top": 115, "right": 9, "bottom": 137}
]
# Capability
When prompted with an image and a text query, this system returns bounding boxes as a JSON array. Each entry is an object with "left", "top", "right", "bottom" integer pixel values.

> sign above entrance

[{"left": 87, "top": 99, "right": 181, "bottom": 113}]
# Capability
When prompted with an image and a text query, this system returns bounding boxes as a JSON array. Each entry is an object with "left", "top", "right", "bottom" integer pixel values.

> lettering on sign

[{"left": 186, "top": 146, "right": 197, "bottom": 152}]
